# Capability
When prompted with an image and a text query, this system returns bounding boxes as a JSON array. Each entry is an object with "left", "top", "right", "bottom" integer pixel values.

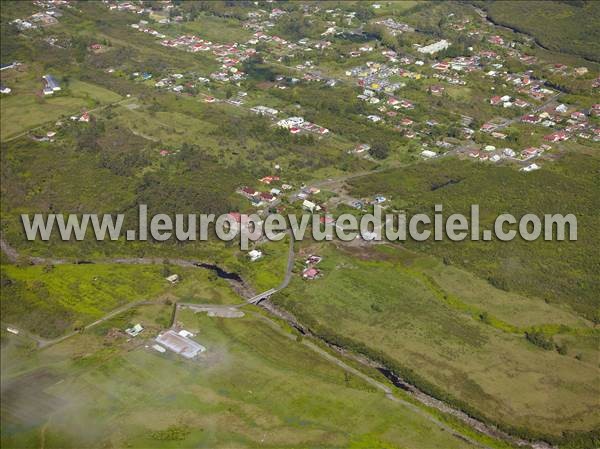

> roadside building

[{"left": 155, "top": 330, "right": 206, "bottom": 359}]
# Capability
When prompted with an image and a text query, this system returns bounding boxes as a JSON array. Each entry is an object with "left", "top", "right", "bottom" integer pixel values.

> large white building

[
  {"left": 277, "top": 116, "right": 304, "bottom": 128},
  {"left": 417, "top": 40, "right": 450, "bottom": 55}
]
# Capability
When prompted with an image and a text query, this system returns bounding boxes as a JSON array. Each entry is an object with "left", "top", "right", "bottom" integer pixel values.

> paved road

[{"left": 247, "top": 232, "right": 295, "bottom": 304}]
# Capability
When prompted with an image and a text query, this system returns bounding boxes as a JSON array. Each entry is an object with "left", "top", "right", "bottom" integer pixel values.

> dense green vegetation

[
  {"left": 475, "top": 1, "right": 600, "bottom": 62},
  {"left": 1, "top": 1, "right": 599, "bottom": 447},
  {"left": 350, "top": 153, "right": 600, "bottom": 322},
  {"left": 273, "top": 242, "right": 600, "bottom": 445},
  {"left": 1, "top": 263, "right": 167, "bottom": 338}
]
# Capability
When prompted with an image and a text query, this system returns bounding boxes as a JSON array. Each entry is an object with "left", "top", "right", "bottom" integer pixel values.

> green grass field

[
  {"left": 0, "top": 262, "right": 245, "bottom": 339},
  {"left": 0, "top": 71, "right": 122, "bottom": 141},
  {"left": 349, "top": 153, "right": 600, "bottom": 322},
  {"left": 272, "top": 242, "right": 600, "bottom": 441},
  {"left": 478, "top": 1, "right": 600, "bottom": 62},
  {"left": 0, "top": 1, "right": 598, "bottom": 446},
  {"left": 172, "top": 13, "right": 254, "bottom": 43},
  {"left": 0, "top": 263, "right": 168, "bottom": 338},
  {"left": 1, "top": 304, "right": 496, "bottom": 449}
]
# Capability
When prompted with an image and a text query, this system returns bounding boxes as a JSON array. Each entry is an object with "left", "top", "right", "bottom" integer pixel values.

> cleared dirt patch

[{"left": 182, "top": 304, "right": 245, "bottom": 318}]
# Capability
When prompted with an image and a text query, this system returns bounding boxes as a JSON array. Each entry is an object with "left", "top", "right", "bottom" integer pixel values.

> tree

[
  {"left": 525, "top": 330, "right": 554, "bottom": 350},
  {"left": 369, "top": 141, "right": 390, "bottom": 160}
]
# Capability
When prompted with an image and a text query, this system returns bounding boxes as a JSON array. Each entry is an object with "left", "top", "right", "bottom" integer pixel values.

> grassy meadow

[
  {"left": 0, "top": 1, "right": 598, "bottom": 447},
  {"left": 272, "top": 242, "right": 600, "bottom": 442},
  {"left": 349, "top": 153, "right": 600, "bottom": 322},
  {"left": 477, "top": 1, "right": 600, "bottom": 62},
  {"left": 1, "top": 263, "right": 168, "bottom": 339},
  {"left": 0, "top": 70, "right": 123, "bottom": 141},
  {"left": 1, "top": 304, "right": 497, "bottom": 449}
]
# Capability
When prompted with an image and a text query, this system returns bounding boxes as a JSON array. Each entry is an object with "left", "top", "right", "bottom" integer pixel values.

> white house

[
  {"left": 126, "top": 323, "right": 144, "bottom": 337},
  {"left": 248, "top": 249, "right": 263, "bottom": 261},
  {"left": 503, "top": 148, "right": 516, "bottom": 157},
  {"left": 251, "top": 105, "right": 279, "bottom": 116},
  {"left": 555, "top": 104, "right": 568, "bottom": 113},
  {"left": 166, "top": 274, "right": 180, "bottom": 284},
  {"left": 303, "top": 199, "right": 317, "bottom": 212},
  {"left": 521, "top": 163, "right": 540, "bottom": 172},
  {"left": 277, "top": 116, "right": 304, "bottom": 128}
]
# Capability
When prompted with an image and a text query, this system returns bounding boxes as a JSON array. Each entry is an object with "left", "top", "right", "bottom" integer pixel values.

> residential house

[
  {"left": 490, "top": 95, "right": 502, "bottom": 106},
  {"left": 259, "top": 175, "right": 280, "bottom": 184},
  {"left": 514, "top": 98, "right": 529, "bottom": 108},
  {"left": 521, "top": 163, "right": 540, "bottom": 172},
  {"left": 544, "top": 131, "right": 568, "bottom": 142},
  {"left": 251, "top": 105, "right": 279, "bottom": 116},
  {"left": 302, "top": 199, "right": 317, "bottom": 212},
  {"left": 306, "top": 255, "right": 322, "bottom": 265},
  {"left": 240, "top": 187, "right": 258, "bottom": 199},
  {"left": 302, "top": 267, "right": 320, "bottom": 280},
  {"left": 480, "top": 123, "right": 497, "bottom": 132},
  {"left": 354, "top": 144, "right": 370, "bottom": 153},
  {"left": 521, "top": 114, "right": 540, "bottom": 124},
  {"left": 126, "top": 323, "right": 144, "bottom": 337},
  {"left": 166, "top": 274, "right": 180, "bottom": 284},
  {"left": 417, "top": 39, "right": 450, "bottom": 55},
  {"left": 42, "top": 74, "right": 61, "bottom": 95},
  {"left": 248, "top": 249, "right": 263, "bottom": 261},
  {"left": 429, "top": 85, "right": 444, "bottom": 96},
  {"left": 521, "top": 147, "right": 539, "bottom": 158},
  {"left": 555, "top": 104, "right": 568, "bottom": 114},
  {"left": 277, "top": 116, "right": 304, "bottom": 128}
]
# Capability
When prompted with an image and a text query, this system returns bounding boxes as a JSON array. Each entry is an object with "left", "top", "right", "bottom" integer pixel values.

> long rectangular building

[{"left": 155, "top": 330, "right": 206, "bottom": 359}]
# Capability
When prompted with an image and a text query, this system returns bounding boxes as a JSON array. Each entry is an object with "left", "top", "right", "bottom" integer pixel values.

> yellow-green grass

[
  {"left": 1, "top": 74, "right": 122, "bottom": 140},
  {"left": 273, "top": 243, "right": 600, "bottom": 439},
  {"left": 1, "top": 305, "right": 491, "bottom": 449},
  {"left": 0, "top": 263, "right": 166, "bottom": 338},
  {"left": 0, "top": 262, "right": 239, "bottom": 339},
  {"left": 348, "top": 154, "right": 600, "bottom": 321},
  {"left": 113, "top": 105, "right": 218, "bottom": 146},
  {"left": 170, "top": 14, "right": 254, "bottom": 43},
  {"left": 239, "top": 237, "right": 290, "bottom": 293},
  {"left": 415, "top": 256, "right": 592, "bottom": 330},
  {"left": 371, "top": 1, "right": 421, "bottom": 16}
]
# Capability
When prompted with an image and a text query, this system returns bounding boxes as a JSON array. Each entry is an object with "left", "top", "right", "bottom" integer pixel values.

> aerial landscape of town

[{"left": 1, "top": 1, "right": 599, "bottom": 448}]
